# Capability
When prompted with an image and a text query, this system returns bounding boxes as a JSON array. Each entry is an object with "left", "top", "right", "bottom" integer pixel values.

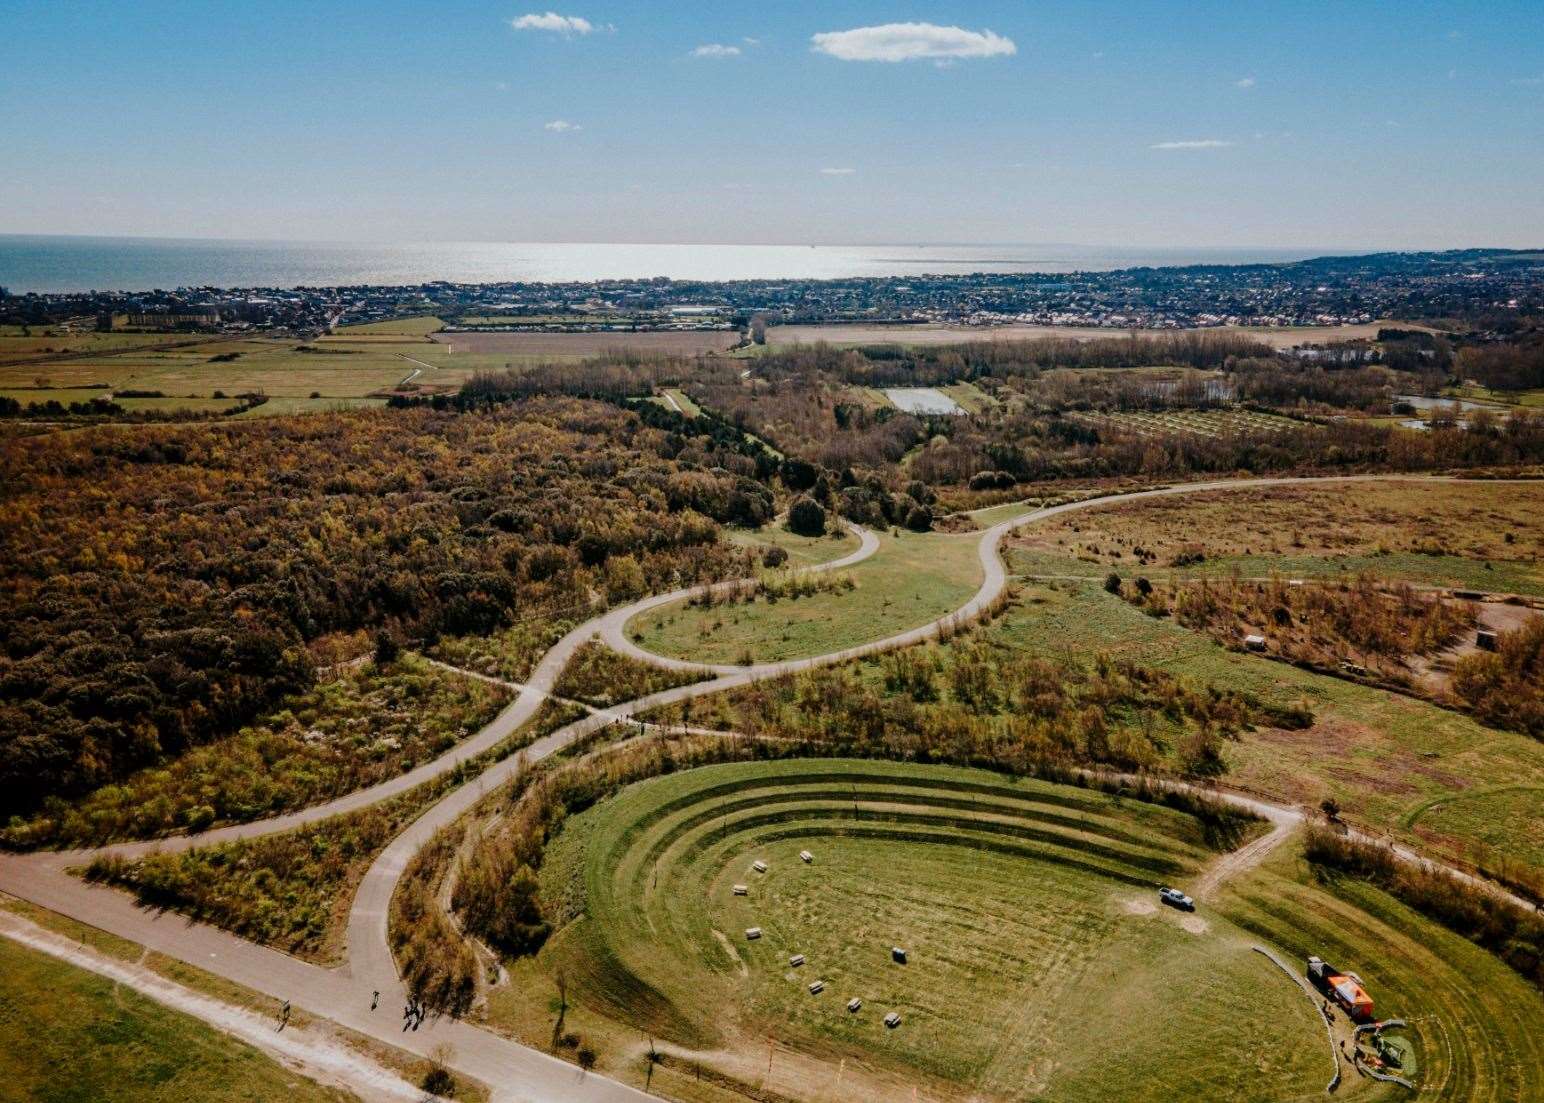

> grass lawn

[
  {"left": 330, "top": 315, "right": 443, "bottom": 336},
  {"left": 663, "top": 387, "right": 702, "bottom": 416},
  {"left": 1447, "top": 384, "right": 1544, "bottom": 408},
  {"left": 0, "top": 937, "right": 355, "bottom": 1103},
  {"left": 1216, "top": 841, "right": 1544, "bottom": 1103},
  {"left": 722, "top": 522, "right": 859, "bottom": 571},
  {"left": 937, "top": 380, "right": 997, "bottom": 413},
  {"left": 481, "top": 759, "right": 1356, "bottom": 1102},
  {"left": 625, "top": 528, "right": 984, "bottom": 663}
]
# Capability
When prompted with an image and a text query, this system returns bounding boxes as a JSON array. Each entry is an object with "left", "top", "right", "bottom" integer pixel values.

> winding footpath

[{"left": 0, "top": 474, "right": 1535, "bottom": 1103}]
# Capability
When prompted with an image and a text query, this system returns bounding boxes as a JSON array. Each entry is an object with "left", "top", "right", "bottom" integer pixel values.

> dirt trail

[{"left": 1188, "top": 812, "right": 1300, "bottom": 901}]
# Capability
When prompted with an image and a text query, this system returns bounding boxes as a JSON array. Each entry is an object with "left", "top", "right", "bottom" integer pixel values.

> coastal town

[{"left": 3, "top": 247, "right": 1539, "bottom": 339}]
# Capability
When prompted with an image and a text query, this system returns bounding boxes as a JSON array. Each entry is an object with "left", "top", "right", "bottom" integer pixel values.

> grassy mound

[{"left": 487, "top": 759, "right": 1337, "bottom": 1101}]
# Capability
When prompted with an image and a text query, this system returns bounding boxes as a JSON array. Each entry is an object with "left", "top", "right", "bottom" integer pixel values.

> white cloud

[
  {"left": 819, "top": 167, "right": 856, "bottom": 175},
  {"left": 742, "top": 36, "right": 761, "bottom": 46},
  {"left": 691, "top": 43, "right": 741, "bottom": 58},
  {"left": 811, "top": 22, "right": 1015, "bottom": 63},
  {"left": 1150, "top": 139, "right": 1232, "bottom": 150},
  {"left": 544, "top": 119, "right": 581, "bottom": 132},
  {"left": 511, "top": 12, "right": 595, "bottom": 35},
  {"left": 1235, "top": 76, "right": 1256, "bottom": 89}
]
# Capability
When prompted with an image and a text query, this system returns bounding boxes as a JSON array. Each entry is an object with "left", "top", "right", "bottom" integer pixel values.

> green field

[
  {"left": 0, "top": 388, "right": 245, "bottom": 413},
  {"left": 0, "top": 330, "right": 505, "bottom": 401},
  {"left": 937, "top": 380, "right": 997, "bottom": 413},
  {"left": 0, "top": 936, "right": 354, "bottom": 1103},
  {"left": 626, "top": 528, "right": 983, "bottom": 663},
  {"left": 481, "top": 758, "right": 1434, "bottom": 1101},
  {"left": 331, "top": 315, "right": 444, "bottom": 336},
  {"left": 978, "top": 575, "right": 1544, "bottom": 882},
  {"left": 1215, "top": 842, "right": 1544, "bottom": 1103},
  {"left": 722, "top": 522, "right": 860, "bottom": 571}
]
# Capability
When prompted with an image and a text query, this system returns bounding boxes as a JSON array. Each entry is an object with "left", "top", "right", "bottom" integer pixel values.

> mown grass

[
  {"left": 626, "top": 528, "right": 983, "bottom": 663},
  {"left": 482, "top": 759, "right": 1331, "bottom": 1102},
  {"left": 0, "top": 936, "right": 356, "bottom": 1103},
  {"left": 1217, "top": 841, "right": 1544, "bottom": 1103},
  {"left": 330, "top": 316, "right": 444, "bottom": 336},
  {"left": 1402, "top": 786, "right": 1544, "bottom": 877}
]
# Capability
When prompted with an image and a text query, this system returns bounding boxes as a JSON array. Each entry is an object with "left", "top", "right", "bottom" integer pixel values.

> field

[
  {"left": 480, "top": 758, "right": 1452, "bottom": 1102},
  {"left": 625, "top": 528, "right": 985, "bottom": 664},
  {"left": 0, "top": 315, "right": 517, "bottom": 403},
  {"left": 0, "top": 936, "right": 354, "bottom": 1103},
  {"left": 722, "top": 522, "right": 860, "bottom": 572},
  {"left": 428, "top": 330, "right": 740, "bottom": 360},
  {"left": 1068, "top": 407, "right": 1305, "bottom": 438},
  {"left": 331, "top": 315, "right": 444, "bottom": 336},
  {"left": 764, "top": 322, "right": 1406, "bottom": 350},
  {"left": 0, "top": 327, "right": 215, "bottom": 366},
  {"left": 1215, "top": 842, "right": 1544, "bottom": 1103},
  {"left": 977, "top": 578, "right": 1544, "bottom": 881},
  {"left": 1010, "top": 479, "right": 1544, "bottom": 596}
]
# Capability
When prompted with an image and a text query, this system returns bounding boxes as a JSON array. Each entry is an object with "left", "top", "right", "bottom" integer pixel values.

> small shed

[
  {"left": 808, "top": 981, "right": 825, "bottom": 995},
  {"left": 884, "top": 1012, "right": 902, "bottom": 1029},
  {"left": 732, "top": 884, "right": 748, "bottom": 896},
  {"left": 799, "top": 850, "right": 814, "bottom": 864},
  {"left": 847, "top": 998, "right": 863, "bottom": 1013},
  {"left": 789, "top": 954, "right": 806, "bottom": 968},
  {"left": 752, "top": 860, "right": 768, "bottom": 874},
  {"left": 745, "top": 927, "right": 762, "bottom": 940},
  {"left": 1476, "top": 629, "right": 1498, "bottom": 652},
  {"left": 1243, "top": 634, "right": 1267, "bottom": 651}
]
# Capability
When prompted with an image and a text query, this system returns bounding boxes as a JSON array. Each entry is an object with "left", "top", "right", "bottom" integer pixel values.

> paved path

[{"left": 2, "top": 474, "right": 1535, "bottom": 1102}]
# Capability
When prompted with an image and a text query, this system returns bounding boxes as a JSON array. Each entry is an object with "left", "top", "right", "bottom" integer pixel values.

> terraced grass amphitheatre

[{"left": 515, "top": 759, "right": 1347, "bottom": 1101}]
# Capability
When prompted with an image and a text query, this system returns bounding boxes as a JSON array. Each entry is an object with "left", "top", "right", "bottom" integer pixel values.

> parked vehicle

[{"left": 1159, "top": 886, "right": 1195, "bottom": 911}]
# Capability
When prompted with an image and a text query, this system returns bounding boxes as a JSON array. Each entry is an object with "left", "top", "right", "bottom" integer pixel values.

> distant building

[{"left": 112, "top": 309, "right": 221, "bottom": 330}]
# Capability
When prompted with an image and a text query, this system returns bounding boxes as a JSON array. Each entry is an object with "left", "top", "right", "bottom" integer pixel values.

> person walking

[{"left": 371, "top": 990, "right": 379, "bottom": 1011}]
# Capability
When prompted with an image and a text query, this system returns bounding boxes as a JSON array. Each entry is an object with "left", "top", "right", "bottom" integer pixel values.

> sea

[{"left": 0, "top": 236, "right": 1337, "bottom": 295}]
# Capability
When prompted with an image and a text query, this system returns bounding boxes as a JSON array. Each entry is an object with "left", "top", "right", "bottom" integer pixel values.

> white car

[{"left": 1159, "top": 886, "right": 1195, "bottom": 912}]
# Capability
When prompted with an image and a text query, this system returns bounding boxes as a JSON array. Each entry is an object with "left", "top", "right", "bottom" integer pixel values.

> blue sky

[{"left": 1, "top": 0, "right": 1541, "bottom": 247}]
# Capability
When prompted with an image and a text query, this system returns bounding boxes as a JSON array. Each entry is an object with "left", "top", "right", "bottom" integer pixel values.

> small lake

[
  {"left": 886, "top": 388, "right": 964, "bottom": 415},
  {"left": 1394, "top": 394, "right": 1507, "bottom": 412}
]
